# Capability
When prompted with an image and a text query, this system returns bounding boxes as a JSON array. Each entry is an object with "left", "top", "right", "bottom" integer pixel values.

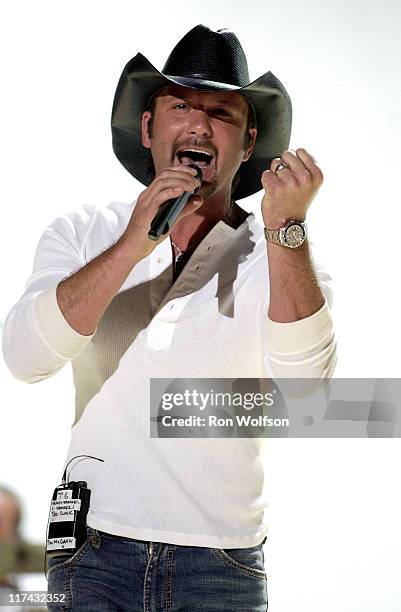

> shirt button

[{"left": 157, "top": 257, "right": 164, "bottom": 264}]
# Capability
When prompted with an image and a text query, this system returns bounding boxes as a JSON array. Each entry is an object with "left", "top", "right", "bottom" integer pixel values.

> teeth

[
  {"left": 176, "top": 149, "right": 214, "bottom": 169},
  {"left": 177, "top": 149, "right": 213, "bottom": 161},
  {"left": 183, "top": 149, "right": 212, "bottom": 156}
]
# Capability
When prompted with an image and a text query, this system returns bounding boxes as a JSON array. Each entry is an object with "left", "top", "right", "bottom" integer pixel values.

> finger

[
  {"left": 280, "top": 149, "right": 312, "bottom": 178},
  {"left": 168, "top": 176, "right": 201, "bottom": 191},
  {"left": 144, "top": 184, "right": 197, "bottom": 213},
  {"left": 159, "top": 169, "right": 201, "bottom": 190},
  {"left": 148, "top": 175, "right": 201, "bottom": 200},
  {"left": 261, "top": 168, "right": 280, "bottom": 188},
  {"left": 295, "top": 148, "right": 323, "bottom": 182},
  {"left": 140, "top": 168, "right": 200, "bottom": 200},
  {"left": 176, "top": 195, "right": 204, "bottom": 221},
  {"left": 270, "top": 157, "right": 294, "bottom": 180},
  {"left": 270, "top": 157, "right": 288, "bottom": 172},
  {"left": 168, "top": 165, "right": 199, "bottom": 176},
  {"left": 163, "top": 166, "right": 200, "bottom": 180}
]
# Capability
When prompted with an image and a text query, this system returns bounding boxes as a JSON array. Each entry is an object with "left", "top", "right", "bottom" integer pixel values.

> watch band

[
  {"left": 264, "top": 219, "right": 307, "bottom": 248},
  {"left": 263, "top": 227, "right": 281, "bottom": 245}
]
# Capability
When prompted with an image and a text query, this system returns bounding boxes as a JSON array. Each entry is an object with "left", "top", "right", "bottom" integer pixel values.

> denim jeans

[{"left": 46, "top": 526, "right": 268, "bottom": 611}]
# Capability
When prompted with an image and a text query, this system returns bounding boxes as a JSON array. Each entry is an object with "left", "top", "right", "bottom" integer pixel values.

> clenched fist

[{"left": 261, "top": 148, "right": 324, "bottom": 229}]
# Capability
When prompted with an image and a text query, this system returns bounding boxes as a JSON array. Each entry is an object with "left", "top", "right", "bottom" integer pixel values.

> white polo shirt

[{"left": 2, "top": 200, "right": 336, "bottom": 547}]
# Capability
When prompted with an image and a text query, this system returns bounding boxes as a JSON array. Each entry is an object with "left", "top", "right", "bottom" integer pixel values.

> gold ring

[{"left": 275, "top": 162, "right": 290, "bottom": 175}]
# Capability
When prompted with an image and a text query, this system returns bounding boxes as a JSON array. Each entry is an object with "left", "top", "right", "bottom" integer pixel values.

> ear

[
  {"left": 141, "top": 111, "right": 152, "bottom": 149},
  {"left": 242, "top": 127, "right": 257, "bottom": 163}
]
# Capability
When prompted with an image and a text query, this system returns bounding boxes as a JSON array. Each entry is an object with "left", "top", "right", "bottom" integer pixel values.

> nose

[{"left": 187, "top": 109, "right": 213, "bottom": 138}]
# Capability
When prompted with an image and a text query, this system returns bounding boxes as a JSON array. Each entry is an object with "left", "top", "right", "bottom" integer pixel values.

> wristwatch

[{"left": 264, "top": 219, "right": 307, "bottom": 248}]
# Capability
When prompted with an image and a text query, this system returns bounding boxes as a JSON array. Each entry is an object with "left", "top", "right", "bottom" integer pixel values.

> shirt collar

[{"left": 153, "top": 211, "right": 256, "bottom": 262}]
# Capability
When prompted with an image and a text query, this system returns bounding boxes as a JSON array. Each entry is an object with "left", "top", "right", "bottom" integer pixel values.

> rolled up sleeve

[
  {"left": 2, "top": 205, "right": 97, "bottom": 383},
  {"left": 262, "top": 249, "right": 337, "bottom": 380}
]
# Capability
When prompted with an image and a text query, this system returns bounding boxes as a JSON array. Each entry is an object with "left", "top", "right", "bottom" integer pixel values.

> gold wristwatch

[{"left": 264, "top": 219, "right": 307, "bottom": 248}]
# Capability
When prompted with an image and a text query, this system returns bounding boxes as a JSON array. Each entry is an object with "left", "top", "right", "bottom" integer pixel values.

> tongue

[{"left": 179, "top": 156, "right": 209, "bottom": 167}]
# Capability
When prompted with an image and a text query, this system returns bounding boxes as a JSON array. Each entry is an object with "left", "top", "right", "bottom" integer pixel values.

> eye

[
  {"left": 173, "top": 103, "right": 189, "bottom": 110},
  {"left": 212, "top": 108, "right": 232, "bottom": 119}
]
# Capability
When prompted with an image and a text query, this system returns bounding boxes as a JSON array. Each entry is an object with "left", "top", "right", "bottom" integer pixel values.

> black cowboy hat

[{"left": 111, "top": 25, "right": 292, "bottom": 200}]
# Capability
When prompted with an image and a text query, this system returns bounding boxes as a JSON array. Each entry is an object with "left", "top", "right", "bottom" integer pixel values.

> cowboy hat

[{"left": 111, "top": 24, "right": 292, "bottom": 200}]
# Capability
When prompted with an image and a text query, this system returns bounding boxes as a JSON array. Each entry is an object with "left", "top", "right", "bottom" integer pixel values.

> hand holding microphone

[
  {"left": 120, "top": 165, "right": 203, "bottom": 262},
  {"left": 148, "top": 164, "right": 202, "bottom": 240}
]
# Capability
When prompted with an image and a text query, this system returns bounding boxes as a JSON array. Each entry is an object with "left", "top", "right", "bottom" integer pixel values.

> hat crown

[{"left": 162, "top": 25, "right": 250, "bottom": 87}]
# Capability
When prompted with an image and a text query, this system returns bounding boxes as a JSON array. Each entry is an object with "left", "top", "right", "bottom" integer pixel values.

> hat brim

[{"left": 111, "top": 53, "right": 292, "bottom": 200}]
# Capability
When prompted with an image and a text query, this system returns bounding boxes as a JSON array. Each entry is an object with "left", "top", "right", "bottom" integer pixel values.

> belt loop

[{"left": 88, "top": 525, "right": 102, "bottom": 549}]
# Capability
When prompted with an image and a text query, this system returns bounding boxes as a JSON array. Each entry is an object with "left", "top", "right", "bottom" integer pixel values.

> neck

[{"left": 169, "top": 190, "right": 247, "bottom": 253}]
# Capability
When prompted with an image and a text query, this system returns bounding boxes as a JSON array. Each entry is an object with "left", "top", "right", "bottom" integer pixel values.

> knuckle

[
  {"left": 299, "top": 171, "right": 311, "bottom": 184},
  {"left": 281, "top": 150, "right": 294, "bottom": 160},
  {"left": 186, "top": 182, "right": 197, "bottom": 191},
  {"left": 261, "top": 170, "right": 273, "bottom": 185},
  {"left": 184, "top": 167, "right": 197, "bottom": 175},
  {"left": 286, "top": 175, "right": 297, "bottom": 187}
]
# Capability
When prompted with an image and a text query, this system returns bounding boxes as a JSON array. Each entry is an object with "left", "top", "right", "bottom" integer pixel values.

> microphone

[{"left": 147, "top": 164, "right": 203, "bottom": 241}]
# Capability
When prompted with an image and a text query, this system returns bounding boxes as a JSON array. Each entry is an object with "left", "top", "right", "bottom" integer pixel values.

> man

[
  {"left": 2, "top": 25, "right": 336, "bottom": 611},
  {"left": 0, "top": 485, "right": 22, "bottom": 589},
  {"left": 0, "top": 485, "right": 45, "bottom": 584}
]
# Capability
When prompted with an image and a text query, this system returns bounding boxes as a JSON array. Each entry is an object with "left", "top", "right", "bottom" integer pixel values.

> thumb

[
  {"left": 191, "top": 195, "right": 204, "bottom": 208},
  {"left": 179, "top": 195, "right": 204, "bottom": 220}
]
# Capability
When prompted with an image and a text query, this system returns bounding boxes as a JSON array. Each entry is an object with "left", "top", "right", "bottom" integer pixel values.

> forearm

[
  {"left": 263, "top": 238, "right": 336, "bottom": 379},
  {"left": 260, "top": 148, "right": 336, "bottom": 377},
  {"left": 56, "top": 234, "right": 144, "bottom": 335},
  {"left": 266, "top": 239, "right": 325, "bottom": 322}
]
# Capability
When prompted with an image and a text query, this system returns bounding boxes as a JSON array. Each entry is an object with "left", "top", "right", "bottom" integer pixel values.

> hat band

[{"left": 165, "top": 74, "right": 241, "bottom": 91}]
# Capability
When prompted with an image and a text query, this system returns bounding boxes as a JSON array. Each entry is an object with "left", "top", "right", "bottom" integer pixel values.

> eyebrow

[
  {"left": 166, "top": 94, "right": 239, "bottom": 108},
  {"left": 214, "top": 99, "right": 235, "bottom": 106},
  {"left": 163, "top": 95, "right": 247, "bottom": 120}
]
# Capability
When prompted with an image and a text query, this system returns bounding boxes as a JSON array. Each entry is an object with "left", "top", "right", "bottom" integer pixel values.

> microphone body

[{"left": 148, "top": 164, "right": 202, "bottom": 241}]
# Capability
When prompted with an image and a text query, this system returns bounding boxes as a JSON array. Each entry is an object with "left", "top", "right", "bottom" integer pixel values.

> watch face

[{"left": 284, "top": 223, "right": 305, "bottom": 247}]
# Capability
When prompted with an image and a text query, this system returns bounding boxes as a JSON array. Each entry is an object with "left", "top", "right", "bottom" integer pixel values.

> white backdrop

[{"left": 0, "top": 1, "right": 400, "bottom": 610}]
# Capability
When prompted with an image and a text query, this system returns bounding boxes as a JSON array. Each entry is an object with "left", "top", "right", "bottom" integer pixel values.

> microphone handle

[
  {"left": 147, "top": 164, "right": 202, "bottom": 241},
  {"left": 148, "top": 190, "right": 193, "bottom": 240}
]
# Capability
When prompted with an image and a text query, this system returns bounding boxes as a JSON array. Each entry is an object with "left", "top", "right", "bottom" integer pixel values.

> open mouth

[{"left": 176, "top": 149, "right": 214, "bottom": 167}]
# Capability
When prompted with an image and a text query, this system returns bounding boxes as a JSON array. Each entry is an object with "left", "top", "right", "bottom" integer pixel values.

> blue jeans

[{"left": 47, "top": 526, "right": 268, "bottom": 611}]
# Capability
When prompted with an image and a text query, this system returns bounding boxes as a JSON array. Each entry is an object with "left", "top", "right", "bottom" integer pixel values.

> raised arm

[{"left": 261, "top": 148, "right": 337, "bottom": 379}]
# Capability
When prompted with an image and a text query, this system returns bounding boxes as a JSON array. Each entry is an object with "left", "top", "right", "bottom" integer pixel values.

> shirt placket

[{"left": 146, "top": 222, "right": 235, "bottom": 351}]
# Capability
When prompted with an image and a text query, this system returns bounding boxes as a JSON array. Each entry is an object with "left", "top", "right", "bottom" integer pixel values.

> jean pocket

[
  {"left": 213, "top": 544, "right": 266, "bottom": 579},
  {"left": 47, "top": 529, "right": 95, "bottom": 577}
]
